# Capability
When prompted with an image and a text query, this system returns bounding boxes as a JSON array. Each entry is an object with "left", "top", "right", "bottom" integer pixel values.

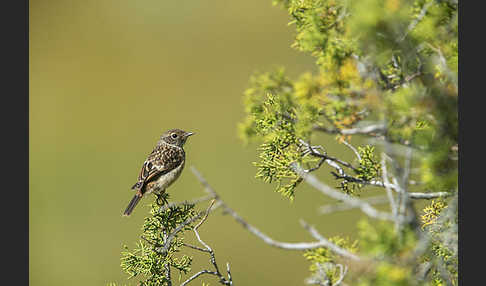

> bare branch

[
  {"left": 226, "top": 263, "right": 233, "bottom": 285},
  {"left": 334, "top": 264, "right": 348, "bottom": 286},
  {"left": 318, "top": 192, "right": 449, "bottom": 216},
  {"left": 299, "top": 139, "right": 357, "bottom": 172},
  {"left": 314, "top": 123, "right": 386, "bottom": 136},
  {"left": 182, "top": 243, "right": 210, "bottom": 253},
  {"left": 292, "top": 163, "right": 395, "bottom": 221},
  {"left": 180, "top": 270, "right": 220, "bottom": 286},
  {"left": 341, "top": 140, "right": 361, "bottom": 162},
  {"left": 157, "top": 212, "right": 205, "bottom": 254},
  {"left": 182, "top": 199, "right": 232, "bottom": 286},
  {"left": 191, "top": 166, "right": 362, "bottom": 261},
  {"left": 408, "top": 192, "right": 452, "bottom": 199},
  {"left": 299, "top": 139, "right": 439, "bottom": 207},
  {"left": 399, "top": 1, "right": 434, "bottom": 42},
  {"left": 319, "top": 195, "right": 390, "bottom": 215}
]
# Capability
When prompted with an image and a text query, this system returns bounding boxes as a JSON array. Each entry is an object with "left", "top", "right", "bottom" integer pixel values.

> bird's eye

[{"left": 171, "top": 133, "right": 178, "bottom": 139}]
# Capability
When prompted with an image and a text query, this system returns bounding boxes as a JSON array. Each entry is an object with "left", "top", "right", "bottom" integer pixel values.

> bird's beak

[{"left": 185, "top": 132, "right": 195, "bottom": 137}]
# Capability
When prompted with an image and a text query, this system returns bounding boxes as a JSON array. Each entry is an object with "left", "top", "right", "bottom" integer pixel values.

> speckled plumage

[{"left": 123, "top": 129, "right": 194, "bottom": 216}]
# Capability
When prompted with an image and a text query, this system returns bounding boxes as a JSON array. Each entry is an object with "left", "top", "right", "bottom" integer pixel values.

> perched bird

[{"left": 123, "top": 129, "right": 194, "bottom": 216}]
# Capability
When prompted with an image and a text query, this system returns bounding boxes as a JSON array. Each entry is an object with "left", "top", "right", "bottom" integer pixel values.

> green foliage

[
  {"left": 239, "top": 0, "right": 457, "bottom": 284},
  {"left": 358, "top": 219, "right": 416, "bottom": 259},
  {"left": 239, "top": 83, "right": 322, "bottom": 199},
  {"left": 240, "top": 0, "right": 457, "bottom": 199},
  {"left": 420, "top": 200, "right": 446, "bottom": 230},
  {"left": 356, "top": 262, "right": 414, "bottom": 286},
  {"left": 352, "top": 220, "right": 419, "bottom": 286},
  {"left": 340, "top": 145, "right": 382, "bottom": 195},
  {"left": 421, "top": 200, "right": 458, "bottom": 285},
  {"left": 356, "top": 146, "right": 381, "bottom": 182},
  {"left": 120, "top": 193, "right": 198, "bottom": 286}
]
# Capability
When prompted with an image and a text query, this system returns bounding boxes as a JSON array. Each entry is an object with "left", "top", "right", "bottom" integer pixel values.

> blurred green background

[{"left": 30, "top": 0, "right": 386, "bottom": 285}]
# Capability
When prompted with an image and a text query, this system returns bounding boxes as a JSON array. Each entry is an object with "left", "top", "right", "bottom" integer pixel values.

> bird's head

[{"left": 160, "top": 129, "right": 194, "bottom": 147}]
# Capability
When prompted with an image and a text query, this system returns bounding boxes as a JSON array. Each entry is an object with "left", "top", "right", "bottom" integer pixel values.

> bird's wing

[{"left": 131, "top": 145, "right": 184, "bottom": 191}]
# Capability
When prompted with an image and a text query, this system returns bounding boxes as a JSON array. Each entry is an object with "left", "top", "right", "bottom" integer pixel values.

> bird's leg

[{"left": 155, "top": 191, "right": 169, "bottom": 206}]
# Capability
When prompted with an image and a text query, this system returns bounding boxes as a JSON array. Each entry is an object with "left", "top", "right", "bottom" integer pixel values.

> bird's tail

[{"left": 123, "top": 194, "right": 142, "bottom": 216}]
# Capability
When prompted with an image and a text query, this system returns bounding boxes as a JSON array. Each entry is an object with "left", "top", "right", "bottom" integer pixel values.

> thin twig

[
  {"left": 342, "top": 140, "right": 361, "bottom": 162},
  {"left": 408, "top": 192, "right": 452, "bottom": 199},
  {"left": 165, "top": 263, "right": 172, "bottom": 286},
  {"left": 299, "top": 139, "right": 357, "bottom": 172},
  {"left": 399, "top": 1, "right": 434, "bottom": 42},
  {"left": 334, "top": 264, "right": 348, "bottom": 286},
  {"left": 381, "top": 153, "right": 398, "bottom": 224},
  {"left": 157, "top": 212, "right": 205, "bottom": 254},
  {"left": 300, "top": 220, "right": 361, "bottom": 261},
  {"left": 183, "top": 243, "right": 210, "bottom": 253},
  {"left": 182, "top": 199, "right": 232, "bottom": 286},
  {"left": 226, "top": 263, "right": 233, "bottom": 285},
  {"left": 180, "top": 270, "right": 219, "bottom": 286}
]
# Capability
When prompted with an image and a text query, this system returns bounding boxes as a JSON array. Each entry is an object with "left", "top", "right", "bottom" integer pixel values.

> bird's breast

[{"left": 146, "top": 161, "right": 185, "bottom": 195}]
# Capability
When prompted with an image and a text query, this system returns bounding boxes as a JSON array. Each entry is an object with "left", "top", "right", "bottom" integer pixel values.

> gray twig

[
  {"left": 300, "top": 220, "right": 360, "bottom": 261},
  {"left": 408, "top": 192, "right": 452, "bottom": 199},
  {"left": 181, "top": 199, "right": 232, "bottom": 286},
  {"left": 381, "top": 153, "right": 398, "bottom": 224},
  {"left": 334, "top": 264, "right": 348, "bottom": 286},
  {"left": 341, "top": 140, "right": 361, "bottom": 162},
  {"left": 399, "top": 1, "right": 434, "bottom": 42},
  {"left": 157, "top": 212, "right": 205, "bottom": 254},
  {"left": 180, "top": 270, "right": 219, "bottom": 286},
  {"left": 299, "top": 139, "right": 357, "bottom": 172}
]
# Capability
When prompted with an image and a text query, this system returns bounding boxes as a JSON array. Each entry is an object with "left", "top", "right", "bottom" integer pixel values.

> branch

[
  {"left": 157, "top": 212, "right": 206, "bottom": 254},
  {"left": 165, "top": 263, "right": 172, "bottom": 286},
  {"left": 300, "top": 139, "right": 447, "bottom": 203},
  {"left": 381, "top": 153, "right": 398, "bottom": 222},
  {"left": 313, "top": 123, "right": 386, "bottom": 136},
  {"left": 181, "top": 199, "right": 233, "bottom": 286},
  {"left": 408, "top": 192, "right": 453, "bottom": 199},
  {"left": 299, "top": 139, "right": 357, "bottom": 172},
  {"left": 380, "top": 152, "right": 411, "bottom": 234},
  {"left": 180, "top": 270, "right": 220, "bottom": 286},
  {"left": 398, "top": 1, "right": 434, "bottom": 42},
  {"left": 191, "top": 166, "right": 362, "bottom": 261},
  {"left": 341, "top": 140, "right": 361, "bottom": 162},
  {"left": 291, "top": 163, "right": 395, "bottom": 221},
  {"left": 334, "top": 264, "right": 348, "bottom": 286},
  {"left": 319, "top": 195, "right": 390, "bottom": 215}
]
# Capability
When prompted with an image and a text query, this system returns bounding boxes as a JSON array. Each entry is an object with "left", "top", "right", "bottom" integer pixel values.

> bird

[{"left": 123, "top": 128, "right": 194, "bottom": 216}]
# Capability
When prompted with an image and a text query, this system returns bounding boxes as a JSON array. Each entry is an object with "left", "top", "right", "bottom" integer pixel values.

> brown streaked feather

[{"left": 130, "top": 143, "right": 185, "bottom": 196}]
